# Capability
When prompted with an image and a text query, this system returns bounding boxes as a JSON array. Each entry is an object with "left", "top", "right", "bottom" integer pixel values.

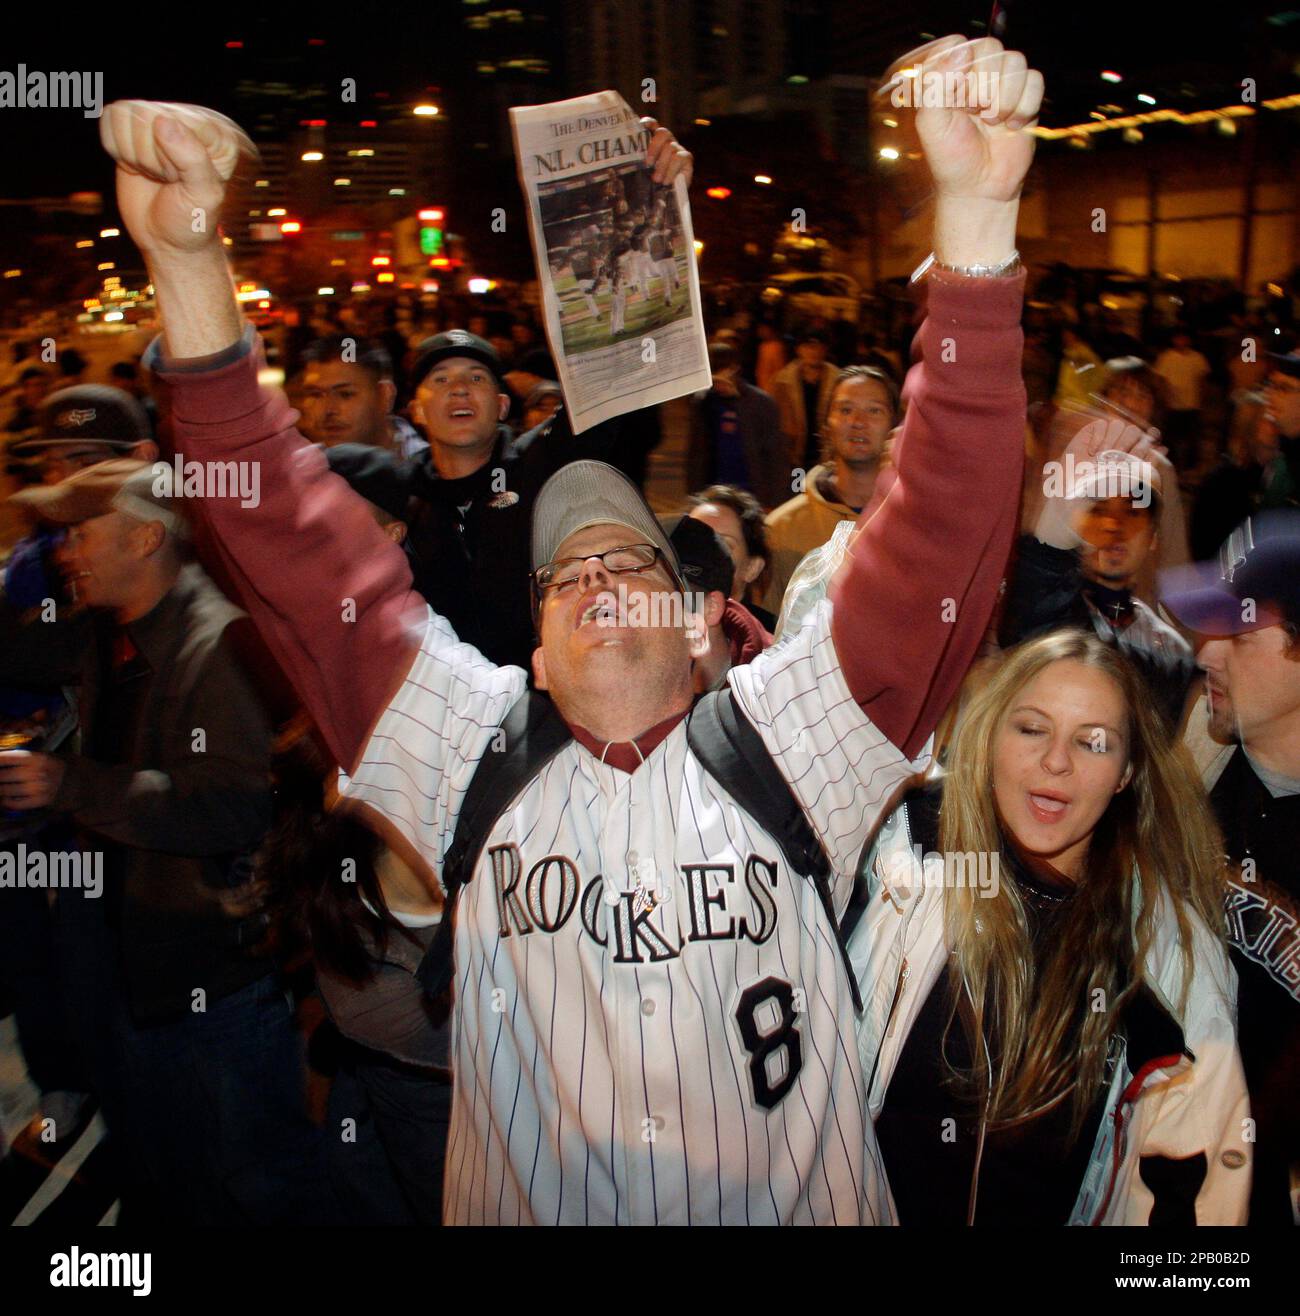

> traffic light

[{"left": 418, "top": 207, "right": 445, "bottom": 258}]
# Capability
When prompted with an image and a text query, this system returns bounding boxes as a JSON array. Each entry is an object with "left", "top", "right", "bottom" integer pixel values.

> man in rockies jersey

[
  {"left": 609, "top": 242, "right": 634, "bottom": 336},
  {"left": 567, "top": 243, "right": 603, "bottom": 322},
  {"left": 93, "top": 32, "right": 1043, "bottom": 1223},
  {"left": 647, "top": 224, "right": 680, "bottom": 306}
]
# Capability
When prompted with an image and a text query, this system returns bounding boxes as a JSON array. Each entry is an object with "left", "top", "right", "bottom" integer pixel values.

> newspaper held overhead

[{"left": 510, "top": 92, "right": 712, "bottom": 435}]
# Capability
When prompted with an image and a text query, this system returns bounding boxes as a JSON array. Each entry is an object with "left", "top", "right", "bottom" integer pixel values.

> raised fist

[
  {"left": 881, "top": 35, "right": 1043, "bottom": 205},
  {"left": 99, "top": 101, "right": 256, "bottom": 257}
]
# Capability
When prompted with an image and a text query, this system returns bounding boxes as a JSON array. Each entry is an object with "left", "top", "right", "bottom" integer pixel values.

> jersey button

[{"left": 641, "top": 998, "right": 656, "bottom": 1017}]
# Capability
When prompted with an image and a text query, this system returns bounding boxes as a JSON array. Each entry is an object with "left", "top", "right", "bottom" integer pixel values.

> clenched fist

[
  {"left": 882, "top": 35, "right": 1043, "bottom": 206},
  {"left": 99, "top": 101, "right": 257, "bottom": 258}
]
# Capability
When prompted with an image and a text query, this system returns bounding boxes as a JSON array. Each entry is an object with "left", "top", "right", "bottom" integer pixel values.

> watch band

[{"left": 910, "top": 249, "right": 1021, "bottom": 283}]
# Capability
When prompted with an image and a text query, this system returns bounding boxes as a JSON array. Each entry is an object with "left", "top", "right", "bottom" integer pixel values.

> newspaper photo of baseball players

[{"left": 542, "top": 164, "right": 690, "bottom": 356}]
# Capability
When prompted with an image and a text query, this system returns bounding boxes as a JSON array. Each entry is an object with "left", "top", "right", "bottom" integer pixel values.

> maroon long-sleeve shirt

[{"left": 148, "top": 269, "right": 1024, "bottom": 774}]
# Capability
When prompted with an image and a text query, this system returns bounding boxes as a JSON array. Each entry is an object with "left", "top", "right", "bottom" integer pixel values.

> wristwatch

[{"left": 910, "top": 250, "right": 1021, "bottom": 283}]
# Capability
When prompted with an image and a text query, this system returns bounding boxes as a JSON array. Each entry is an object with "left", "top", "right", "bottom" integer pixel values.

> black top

[
  {"left": 998, "top": 534, "right": 1197, "bottom": 734},
  {"left": 1211, "top": 747, "right": 1300, "bottom": 1225},
  {"left": 401, "top": 408, "right": 638, "bottom": 672},
  {"left": 876, "top": 788, "right": 1109, "bottom": 1225}
]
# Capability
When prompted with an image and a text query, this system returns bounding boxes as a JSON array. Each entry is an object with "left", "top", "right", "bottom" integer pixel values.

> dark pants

[
  {"left": 0, "top": 834, "right": 109, "bottom": 1098},
  {"left": 105, "top": 973, "right": 338, "bottom": 1225},
  {"left": 0, "top": 881, "right": 81, "bottom": 1094},
  {"left": 326, "top": 1042, "right": 451, "bottom": 1226}
]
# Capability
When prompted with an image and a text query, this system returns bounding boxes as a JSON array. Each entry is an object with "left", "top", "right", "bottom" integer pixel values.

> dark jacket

[
  {"left": 998, "top": 534, "right": 1197, "bottom": 731},
  {"left": 688, "top": 380, "right": 787, "bottom": 509},
  {"left": 1209, "top": 748, "right": 1300, "bottom": 1225},
  {"left": 49, "top": 564, "right": 275, "bottom": 1022},
  {"left": 402, "top": 407, "right": 631, "bottom": 670}
]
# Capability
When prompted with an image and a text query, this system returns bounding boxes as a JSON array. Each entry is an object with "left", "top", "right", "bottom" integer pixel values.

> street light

[
  {"left": 879, "top": 146, "right": 900, "bottom": 161},
  {"left": 413, "top": 104, "right": 440, "bottom": 117},
  {"left": 754, "top": 174, "right": 772, "bottom": 185},
  {"left": 100, "top": 228, "right": 120, "bottom": 238},
  {"left": 1101, "top": 70, "right": 1122, "bottom": 84},
  {"left": 301, "top": 151, "right": 323, "bottom": 162},
  {"left": 1137, "top": 93, "right": 1156, "bottom": 106}
]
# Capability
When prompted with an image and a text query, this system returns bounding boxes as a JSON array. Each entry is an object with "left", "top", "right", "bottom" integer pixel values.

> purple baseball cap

[{"left": 1159, "top": 510, "right": 1300, "bottom": 636}]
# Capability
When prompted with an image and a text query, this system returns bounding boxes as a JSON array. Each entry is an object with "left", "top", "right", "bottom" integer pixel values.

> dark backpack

[{"left": 415, "top": 686, "right": 865, "bottom": 1012}]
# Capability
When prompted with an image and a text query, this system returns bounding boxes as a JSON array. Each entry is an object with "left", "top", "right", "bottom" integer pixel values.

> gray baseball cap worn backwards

[{"left": 532, "top": 460, "right": 682, "bottom": 581}]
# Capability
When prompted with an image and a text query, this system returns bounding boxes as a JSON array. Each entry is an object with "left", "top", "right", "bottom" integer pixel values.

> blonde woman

[{"left": 850, "top": 630, "right": 1250, "bottom": 1225}]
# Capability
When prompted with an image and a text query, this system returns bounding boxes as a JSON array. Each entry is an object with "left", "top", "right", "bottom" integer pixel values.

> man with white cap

[
  {"left": 88, "top": 30, "right": 1043, "bottom": 1222},
  {"left": 1000, "top": 421, "right": 1196, "bottom": 730}
]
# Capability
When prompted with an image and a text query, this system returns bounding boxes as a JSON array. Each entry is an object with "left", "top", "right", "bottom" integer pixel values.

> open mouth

[
  {"left": 1027, "top": 790, "right": 1069, "bottom": 824},
  {"left": 448, "top": 406, "right": 476, "bottom": 420},
  {"left": 577, "top": 596, "right": 621, "bottom": 629}
]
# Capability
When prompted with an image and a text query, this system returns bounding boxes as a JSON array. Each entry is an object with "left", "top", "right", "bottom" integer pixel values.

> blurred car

[{"left": 761, "top": 271, "right": 861, "bottom": 326}]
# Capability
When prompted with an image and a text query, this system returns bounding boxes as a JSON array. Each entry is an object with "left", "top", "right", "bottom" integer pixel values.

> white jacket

[{"left": 849, "top": 796, "right": 1252, "bottom": 1225}]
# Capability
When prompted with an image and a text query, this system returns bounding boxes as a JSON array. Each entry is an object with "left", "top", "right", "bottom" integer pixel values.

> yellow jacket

[{"left": 760, "top": 464, "right": 859, "bottom": 616}]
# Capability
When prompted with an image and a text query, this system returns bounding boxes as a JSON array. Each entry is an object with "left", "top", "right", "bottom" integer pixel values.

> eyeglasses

[{"left": 531, "top": 543, "right": 665, "bottom": 597}]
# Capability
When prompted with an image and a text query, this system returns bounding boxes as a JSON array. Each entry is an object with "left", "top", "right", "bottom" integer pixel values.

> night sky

[{"left": 1, "top": 2, "right": 1295, "bottom": 200}]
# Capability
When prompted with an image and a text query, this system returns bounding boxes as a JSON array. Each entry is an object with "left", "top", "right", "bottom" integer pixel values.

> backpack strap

[
  {"left": 686, "top": 688, "right": 864, "bottom": 1014},
  {"left": 415, "top": 689, "right": 572, "bottom": 999}
]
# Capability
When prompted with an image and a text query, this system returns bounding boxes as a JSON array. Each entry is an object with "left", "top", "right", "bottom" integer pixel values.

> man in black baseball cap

[
  {"left": 12, "top": 384, "right": 156, "bottom": 484},
  {"left": 408, "top": 329, "right": 505, "bottom": 395},
  {"left": 1160, "top": 509, "right": 1300, "bottom": 1224}
]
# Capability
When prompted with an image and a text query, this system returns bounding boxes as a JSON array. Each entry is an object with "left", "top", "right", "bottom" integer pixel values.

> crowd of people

[{"left": 0, "top": 34, "right": 1297, "bottom": 1230}]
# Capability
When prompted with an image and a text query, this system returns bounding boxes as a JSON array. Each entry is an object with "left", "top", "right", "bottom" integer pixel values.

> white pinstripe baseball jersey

[{"left": 339, "top": 597, "right": 928, "bottom": 1224}]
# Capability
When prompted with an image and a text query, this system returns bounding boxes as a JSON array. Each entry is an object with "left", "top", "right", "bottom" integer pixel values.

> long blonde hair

[{"left": 939, "top": 630, "right": 1225, "bottom": 1133}]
